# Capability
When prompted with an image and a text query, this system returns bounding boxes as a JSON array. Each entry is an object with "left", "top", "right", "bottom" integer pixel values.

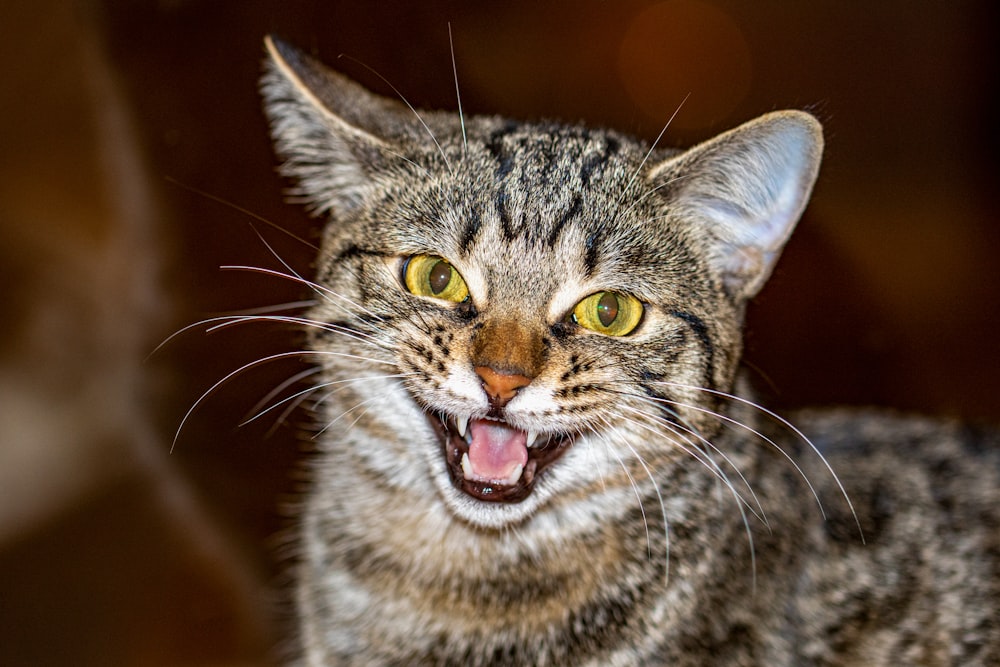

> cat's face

[{"left": 261, "top": 37, "right": 822, "bottom": 529}]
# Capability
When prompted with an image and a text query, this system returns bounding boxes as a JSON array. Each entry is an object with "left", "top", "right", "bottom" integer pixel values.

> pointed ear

[
  {"left": 260, "top": 36, "right": 407, "bottom": 217},
  {"left": 648, "top": 111, "right": 823, "bottom": 300}
]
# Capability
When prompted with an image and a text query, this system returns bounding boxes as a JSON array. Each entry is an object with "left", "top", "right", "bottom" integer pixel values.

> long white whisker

[
  {"left": 627, "top": 390, "right": 778, "bottom": 511},
  {"left": 314, "top": 394, "right": 383, "bottom": 439},
  {"left": 339, "top": 56, "right": 453, "bottom": 174},
  {"left": 244, "top": 365, "right": 323, "bottom": 423},
  {"left": 221, "top": 264, "right": 386, "bottom": 323},
  {"left": 164, "top": 176, "right": 320, "bottom": 251},
  {"left": 616, "top": 402, "right": 765, "bottom": 527},
  {"left": 243, "top": 372, "right": 415, "bottom": 427},
  {"left": 609, "top": 402, "right": 758, "bottom": 590},
  {"left": 614, "top": 93, "right": 690, "bottom": 211},
  {"left": 598, "top": 414, "right": 671, "bottom": 585},
  {"left": 230, "top": 300, "right": 319, "bottom": 315},
  {"left": 173, "top": 349, "right": 395, "bottom": 452},
  {"left": 205, "top": 314, "right": 389, "bottom": 350},
  {"left": 656, "top": 380, "right": 864, "bottom": 543},
  {"left": 448, "top": 23, "right": 467, "bottom": 155},
  {"left": 151, "top": 307, "right": 325, "bottom": 359},
  {"left": 646, "top": 392, "right": 816, "bottom": 526}
]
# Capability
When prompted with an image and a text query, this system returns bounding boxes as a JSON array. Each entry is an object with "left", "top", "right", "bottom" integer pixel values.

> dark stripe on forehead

[
  {"left": 546, "top": 194, "right": 583, "bottom": 248},
  {"left": 496, "top": 187, "right": 516, "bottom": 240},
  {"left": 486, "top": 121, "right": 519, "bottom": 179},
  {"left": 459, "top": 208, "right": 482, "bottom": 254},
  {"left": 580, "top": 136, "right": 620, "bottom": 187}
]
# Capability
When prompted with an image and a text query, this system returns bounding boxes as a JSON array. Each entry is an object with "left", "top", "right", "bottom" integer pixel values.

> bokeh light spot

[{"left": 618, "top": 0, "right": 753, "bottom": 131}]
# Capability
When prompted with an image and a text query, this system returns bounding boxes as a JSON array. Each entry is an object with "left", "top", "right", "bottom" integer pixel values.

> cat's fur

[{"left": 259, "top": 36, "right": 999, "bottom": 666}]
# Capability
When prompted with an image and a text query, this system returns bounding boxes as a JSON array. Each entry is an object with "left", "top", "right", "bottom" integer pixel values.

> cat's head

[{"left": 260, "top": 37, "right": 822, "bottom": 529}]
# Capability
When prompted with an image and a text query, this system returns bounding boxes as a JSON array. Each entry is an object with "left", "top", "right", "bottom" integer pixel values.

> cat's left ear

[{"left": 647, "top": 111, "right": 823, "bottom": 300}]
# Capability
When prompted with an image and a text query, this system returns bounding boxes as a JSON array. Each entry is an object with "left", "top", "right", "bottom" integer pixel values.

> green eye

[
  {"left": 403, "top": 255, "right": 469, "bottom": 303},
  {"left": 572, "top": 291, "right": 643, "bottom": 336}
]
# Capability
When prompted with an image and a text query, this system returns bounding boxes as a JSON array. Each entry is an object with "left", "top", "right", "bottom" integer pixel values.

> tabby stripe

[
  {"left": 459, "top": 208, "right": 482, "bottom": 253},
  {"left": 670, "top": 309, "right": 716, "bottom": 386},
  {"left": 580, "top": 136, "right": 620, "bottom": 187},
  {"left": 486, "top": 121, "right": 519, "bottom": 179},
  {"left": 583, "top": 227, "right": 603, "bottom": 276},
  {"left": 330, "top": 243, "right": 390, "bottom": 263},
  {"left": 546, "top": 194, "right": 583, "bottom": 247},
  {"left": 495, "top": 187, "right": 516, "bottom": 239}
]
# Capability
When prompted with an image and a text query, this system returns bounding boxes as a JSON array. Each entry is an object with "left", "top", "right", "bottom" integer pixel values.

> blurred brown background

[{"left": 1, "top": 1, "right": 997, "bottom": 665}]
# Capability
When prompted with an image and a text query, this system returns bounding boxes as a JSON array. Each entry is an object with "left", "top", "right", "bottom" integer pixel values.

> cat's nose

[{"left": 475, "top": 366, "right": 531, "bottom": 409}]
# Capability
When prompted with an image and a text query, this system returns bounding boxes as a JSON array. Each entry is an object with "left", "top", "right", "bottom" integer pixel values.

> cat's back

[{"left": 787, "top": 409, "right": 1000, "bottom": 666}]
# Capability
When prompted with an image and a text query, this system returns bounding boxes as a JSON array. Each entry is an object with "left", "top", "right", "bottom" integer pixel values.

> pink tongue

[{"left": 467, "top": 419, "right": 529, "bottom": 483}]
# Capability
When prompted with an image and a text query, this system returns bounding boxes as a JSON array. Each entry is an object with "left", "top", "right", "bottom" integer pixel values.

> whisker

[
  {"left": 314, "top": 394, "right": 383, "bottom": 439},
  {"left": 616, "top": 402, "right": 765, "bottom": 527},
  {"left": 656, "top": 380, "right": 864, "bottom": 543},
  {"left": 448, "top": 23, "right": 467, "bottom": 156},
  {"left": 613, "top": 93, "right": 690, "bottom": 213},
  {"left": 611, "top": 402, "right": 758, "bottom": 590},
  {"left": 645, "top": 392, "right": 816, "bottom": 527},
  {"left": 244, "top": 365, "right": 323, "bottom": 424},
  {"left": 243, "top": 372, "right": 415, "bottom": 428},
  {"left": 204, "top": 314, "right": 389, "bottom": 350},
  {"left": 220, "top": 264, "right": 386, "bottom": 323},
  {"left": 585, "top": 378, "right": 764, "bottom": 520},
  {"left": 257, "top": 368, "right": 328, "bottom": 438},
  {"left": 173, "top": 349, "right": 395, "bottom": 452},
  {"left": 228, "top": 300, "right": 319, "bottom": 315},
  {"left": 338, "top": 55, "right": 453, "bottom": 174},
  {"left": 164, "top": 175, "right": 320, "bottom": 251},
  {"left": 598, "top": 414, "right": 671, "bottom": 585}
]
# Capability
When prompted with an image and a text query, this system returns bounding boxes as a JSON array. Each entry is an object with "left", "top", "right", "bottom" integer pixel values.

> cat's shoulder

[
  {"left": 796, "top": 407, "right": 999, "bottom": 462},
  {"left": 792, "top": 407, "right": 1000, "bottom": 541}
]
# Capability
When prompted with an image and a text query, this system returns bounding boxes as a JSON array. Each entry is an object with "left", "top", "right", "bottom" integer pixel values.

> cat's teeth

[
  {"left": 526, "top": 430, "right": 539, "bottom": 449},
  {"left": 456, "top": 415, "right": 469, "bottom": 439},
  {"left": 503, "top": 464, "right": 524, "bottom": 486},
  {"left": 460, "top": 453, "right": 524, "bottom": 486}
]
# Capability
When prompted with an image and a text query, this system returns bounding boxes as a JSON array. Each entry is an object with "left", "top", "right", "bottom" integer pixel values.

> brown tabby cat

[{"left": 258, "top": 36, "right": 999, "bottom": 666}]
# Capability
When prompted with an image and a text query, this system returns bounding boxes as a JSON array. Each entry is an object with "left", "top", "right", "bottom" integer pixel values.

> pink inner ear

[
  {"left": 467, "top": 419, "right": 528, "bottom": 482},
  {"left": 719, "top": 245, "right": 769, "bottom": 294}
]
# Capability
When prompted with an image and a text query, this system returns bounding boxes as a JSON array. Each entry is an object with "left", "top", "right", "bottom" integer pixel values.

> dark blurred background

[{"left": 1, "top": 1, "right": 997, "bottom": 664}]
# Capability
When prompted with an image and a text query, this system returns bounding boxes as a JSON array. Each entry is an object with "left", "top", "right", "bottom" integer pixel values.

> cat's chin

[{"left": 429, "top": 413, "right": 574, "bottom": 505}]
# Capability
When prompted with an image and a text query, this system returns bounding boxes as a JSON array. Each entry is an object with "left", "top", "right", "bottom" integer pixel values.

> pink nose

[{"left": 474, "top": 366, "right": 531, "bottom": 407}]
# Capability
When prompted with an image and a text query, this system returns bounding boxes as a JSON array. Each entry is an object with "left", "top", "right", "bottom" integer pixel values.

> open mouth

[{"left": 431, "top": 414, "right": 574, "bottom": 503}]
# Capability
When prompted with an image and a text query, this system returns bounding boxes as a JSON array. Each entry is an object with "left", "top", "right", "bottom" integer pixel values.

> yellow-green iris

[
  {"left": 572, "top": 291, "right": 643, "bottom": 336},
  {"left": 403, "top": 255, "right": 469, "bottom": 303}
]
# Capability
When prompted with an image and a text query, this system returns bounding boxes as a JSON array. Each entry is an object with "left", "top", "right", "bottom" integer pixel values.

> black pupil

[
  {"left": 596, "top": 292, "right": 619, "bottom": 327},
  {"left": 428, "top": 260, "right": 452, "bottom": 294}
]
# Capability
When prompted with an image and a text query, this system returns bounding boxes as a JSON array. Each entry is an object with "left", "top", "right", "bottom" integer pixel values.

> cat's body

[{"left": 259, "top": 37, "right": 999, "bottom": 665}]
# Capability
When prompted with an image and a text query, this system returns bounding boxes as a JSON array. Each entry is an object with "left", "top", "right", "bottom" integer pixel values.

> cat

[{"left": 258, "top": 36, "right": 999, "bottom": 666}]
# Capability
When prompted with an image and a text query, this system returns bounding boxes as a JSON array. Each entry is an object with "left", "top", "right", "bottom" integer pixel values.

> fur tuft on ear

[
  {"left": 260, "top": 36, "right": 404, "bottom": 217},
  {"left": 648, "top": 111, "right": 823, "bottom": 300}
]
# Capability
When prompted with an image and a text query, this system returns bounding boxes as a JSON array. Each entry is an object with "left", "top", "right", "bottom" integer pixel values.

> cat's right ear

[{"left": 260, "top": 36, "right": 402, "bottom": 217}]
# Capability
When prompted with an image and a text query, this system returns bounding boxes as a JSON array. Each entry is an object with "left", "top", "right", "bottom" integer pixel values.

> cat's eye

[
  {"left": 571, "top": 291, "right": 643, "bottom": 336},
  {"left": 403, "top": 255, "right": 469, "bottom": 303}
]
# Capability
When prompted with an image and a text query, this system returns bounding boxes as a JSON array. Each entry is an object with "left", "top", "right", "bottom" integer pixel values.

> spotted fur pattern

[{"left": 259, "top": 37, "right": 1000, "bottom": 666}]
